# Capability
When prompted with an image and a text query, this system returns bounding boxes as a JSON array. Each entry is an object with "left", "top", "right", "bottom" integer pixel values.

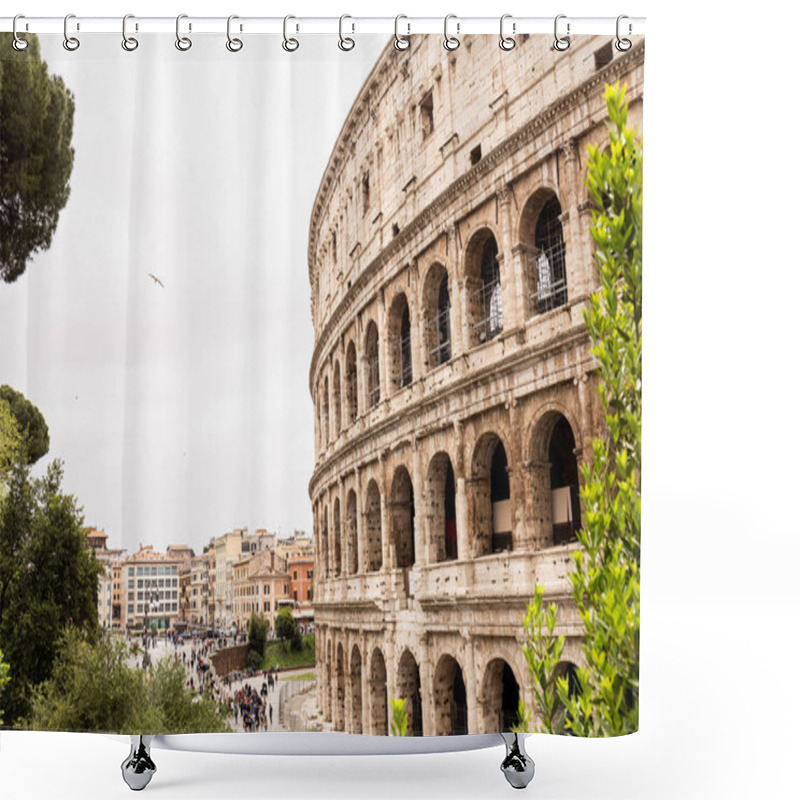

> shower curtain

[{"left": 0, "top": 24, "right": 643, "bottom": 739}]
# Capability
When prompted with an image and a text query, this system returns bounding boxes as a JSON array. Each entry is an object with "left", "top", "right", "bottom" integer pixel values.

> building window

[
  {"left": 420, "top": 91, "right": 434, "bottom": 139},
  {"left": 594, "top": 40, "right": 613, "bottom": 70},
  {"left": 345, "top": 341, "right": 358, "bottom": 424},
  {"left": 362, "top": 173, "right": 370, "bottom": 216},
  {"left": 365, "top": 321, "right": 380, "bottom": 408},
  {"left": 469, "top": 234, "right": 503, "bottom": 344},
  {"left": 470, "top": 144, "right": 482, "bottom": 166},
  {"left": 293, "top": 570, "right": 298, "bottom": 580},
  {"left": 308, "top": 570, "right": 313, "bottom": 580},
  {"left": 532, "top": 196, "right": 568, "bottom": 313}
]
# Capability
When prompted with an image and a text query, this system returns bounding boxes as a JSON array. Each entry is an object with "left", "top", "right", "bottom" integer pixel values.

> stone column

[
  {"left": 447, "top": 225, "right": 466, "bottom": 357},
  {"left": 464, "top": 635, "right": 479, "bottom": 735},
  {"left": 380, "top": 454, "right": 392, "bottom": 572},
  {"left": 411, "top": 436, "right": 426, "bottom": 567},
  {"left": 527, "top": 461, "right": 553, "bottom": 550},
  {"left": 497, "top": 185, "right": 526, "bottom": 330},
  {"left": 559, "top": 138, "right": 589, "bottom": 297},
  {"left": 453, "top": 420, "right": 470, "bottom": 560}
]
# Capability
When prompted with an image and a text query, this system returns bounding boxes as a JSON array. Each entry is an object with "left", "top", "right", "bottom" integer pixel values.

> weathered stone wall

[
  {"left": 308, "top": 34, "right": 644, "bottom": 735},
  {"left": 210, "top": 644, "right": 250, "bottom": 677}
]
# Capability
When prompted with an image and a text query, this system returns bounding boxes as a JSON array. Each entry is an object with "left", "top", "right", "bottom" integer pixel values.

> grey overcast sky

[{"left": 0, "top": 34, "right": 387, "bottom": 554}]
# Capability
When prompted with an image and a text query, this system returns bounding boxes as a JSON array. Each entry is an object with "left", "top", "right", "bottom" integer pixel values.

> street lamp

[{"left": 141, "top": 579, "right": 160, "bottom": 669}]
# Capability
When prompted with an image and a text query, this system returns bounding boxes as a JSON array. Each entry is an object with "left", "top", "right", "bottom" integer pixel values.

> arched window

[
  {"left": 483, "top": 659, "right": 521, "bottom": 732},
  {"left": 390, "top": 467, "right": 415, "bottom": 569},
  {"left": 322, "top": 376, "right": 330, "bottom": 444},
  {"left": 333, "top": 498, "right": 342, "bottom": 577},
  {"left": 346, "top": 489, "right": 359, "bottom": 575},
  {"left": 467, "top": 232, "right": 503, "bottom": 345},
  {"left": 389, "top": 295, "right": 413, "bottom": 391},
  {"left": 365, "top": 322, "right": 380, "bottom": 408},
  {"left": 434, "top": 654, "right": 468, "bottom": 735},
  {"left": 365, "top": 479, "right": 383, "bottom": 572},
  {"left": 549, "top": 417, "right": 581, "bottom": 544},
  {"left": 533, "top": 196, "right": 567, "bottom": 312},
  {"left": 423, "top": 264, "right": 452, "bottom": 368},
  {"left": 471, "top": 433, "right": 514, "bottom": 557},
  {"left": 345, "top": 341, "right": 358, "bottom": 424},
  {"left": 490, "top": 442, "right": 512, "bottom": 553},
  {"left": 332, "top": 361, "right": 342, "bottom": 436}
]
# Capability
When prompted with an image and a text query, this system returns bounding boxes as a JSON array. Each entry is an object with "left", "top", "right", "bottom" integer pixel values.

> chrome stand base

[
  {"left": 121, "top": 735, "right": 157, "bottom": 791},
  {"left": 500, "top": 733, "right": 535, "bottom": 789}
]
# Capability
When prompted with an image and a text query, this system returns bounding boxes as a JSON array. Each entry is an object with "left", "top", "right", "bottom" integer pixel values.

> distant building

[
  {"left": 288, "top": 555, "right": 314, "bottom": 625},
  {"left": 122, "top": 544, "right": 188, "bottom": 631},
  {"left": 84, "top": 527, "right": 125, "bottom": 630}
]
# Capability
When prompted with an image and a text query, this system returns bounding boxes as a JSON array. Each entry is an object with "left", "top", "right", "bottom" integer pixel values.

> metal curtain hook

[
  {"left": 122, "top": 14, "right": 139, "bottom": 51},
  {"left": 499, "top": 14, "right": 515, "bottom": 51},
  {"left": 63, "top": 13, "right": 80, "bottom": 51},
  {"left": 443, "top": 14, "right": 460, "bottom": 51},
  {"left": 553, "top": 14, "right": 570, "bottom": 51},
  {"left": 226, "top": 15, "right": 243, "bottom": 52},
  {"left": 616, "top": 14, "right": 632, "bottom": 51},
  {"left": 394, "top": 14, "right": 410, "bottom": 51},
  {"left": 12, "top": 14, "right": 28, "bottom": 51},
  {"left": 283, "top": 15, "right": 299, "bottom": 52},
  {"left": 338, "top": 14, "right": 355, "bottom": 51},
  {"left": 176, "top": 13, "right": 192, "bottom": 51}
]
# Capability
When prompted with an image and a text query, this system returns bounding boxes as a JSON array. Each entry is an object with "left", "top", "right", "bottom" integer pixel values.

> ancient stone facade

[{"left": 308, "top": 34, "right": 644, "bottom": 735}]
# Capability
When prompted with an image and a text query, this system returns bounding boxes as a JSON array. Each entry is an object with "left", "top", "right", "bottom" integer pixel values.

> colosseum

[{"left": 308, "top": 33, "right": 644, "bottom": 736}]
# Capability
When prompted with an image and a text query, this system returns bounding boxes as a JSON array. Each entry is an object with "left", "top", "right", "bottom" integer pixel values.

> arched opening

[
  {"left": 434, "top": 654, "right": 468, "bottom": 735},
  {"left": 345, "top": 341, "right": 358, "bottom": 424},
  {"left": 320, "top": 505, "right": 329, "bottom": 578},
  {"left": 335, "top": 642, "right": 346, "bottom": 731},
  {"left": 466, "top": 231, "right": 503, "bottom": 345},
  {"left": 325, "top": 638, "right": 332, "bottom": 722},
  {"left": 427, "top": 452, "right": 458, "bottom": 562},
  {"left": 397, "top": 650, "right": 424, "bottom": 736},
  {"left": 365, "top": 321, "right": 380, "bottom": 408},
  {"left": 390, "top": 467, "right": 415, "bottom": 569},
  {"left": 346, "top": 489, "right": 359, "bottom": 575},
  {"left": 322, "top": 376, "right": 330, "bottom": 445},
  {"left": 483, "top": 659, "right": 520, "bottom": 732},
  {"left": 332, "top": 360, "right": 342, "bottom": 436},
  {"left": 388, "top": 294, "right": 413, "bottom": 391},
  {"left": 350, "top": 645, "right": 363, "bottom": 734},
  {"left": 365, "top": 479, "right": 383, "bottom": 572},
  {"left": 369, "top": 648, "right": 388, "bottom": 735},
  {"left": 549, "top": 417, "right": 581, "bottom": 544},
  {"left": 423, "top": 264, "right": 452, "bottom": 368},
  {"left": 471, "top": 433, "right": 514, "bottom": 557},
  {"left": 521, "top": 191, "right": 568, "bottom": 315},
  {"left": 553, "top": 660, "right": 582, "bottom": 734},
  {"left": 332, "top": 498, "right": 342, "bottom": 577}
]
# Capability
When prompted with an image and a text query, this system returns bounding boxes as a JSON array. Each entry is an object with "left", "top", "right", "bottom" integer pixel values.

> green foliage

[
  {"left": 0, "top": 385, "right": 50, "bottom": 465},
  {"left": 261, "top": 634, "right": 315, "bottom": 670},
  {"left": 519, "top": 83, "right": 642, "bottom": 738},
  {"left": 247, "top": 612, "right": 269, "bottom": 659},
  {"left": 0, "top": 646, "right": 9, "bottom": 724},
  {"left": 26, "top": 629, "right": 230, "bottom": 733},
  {"left": 520, "top": 585, "right": 565, "bottom": 733},
  {"left": 512, "top": 699, "right": 532, "bottom": 734},
  {"left": 0, "top": 33, "right": 76, "bottom": 282},
  {"left": 275, "top": 606, "right": 302, "bottom": 651},
  {"left": 0, "top": 460, "right": 102, "bottom": 725},
  {"left": 0, "top": 398, "right": 23, "bottom": 487},
  {"left": 389, "top": 697, "right": 408, "bottom": 737}
]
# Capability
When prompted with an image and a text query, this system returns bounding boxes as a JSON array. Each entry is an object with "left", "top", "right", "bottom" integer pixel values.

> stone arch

[
  {"left": 332, "top": 497, "right": 342, "bottom": 577},
  {"left": 332, "top": 359, "right": 342, "bottom": 436},
  {"left": 345, "top": 340, "right": 358, "bottom": 424},
  {"left": 325, "top": 637, "right": 333, "bottom": 723},
  {"left": 390, "top": 466, "right": 415, "bottom": 569},
  {"left": 433, "top": 654, "right": 468, "bottom": 735},
  {"left": 519, "top": 188, "right": 568, "bottom": 314},
  {"left": 346, "top": 489, "right": 359, "bottom": 575},
  {"left": 350, "top": 644, "right": 363, "bottom": 734},
  {"left": 529, "top": 409, "right": 583, "bottom": 547},
  {"left": 321, "top": 375, "right": 330, "bottom": 445},
  {"left": 388, "top": 293, "right": 413, "bottom": 391},
  {"left": 421, "top": 262, "right": 452, "bottom": 368},
  {"left": 320, "top": 504, "right": 330, "bottom": 578},
  {"left": 464, "top": 228, "right": 503, "bottom": 346},
  {"left": 364, "top": 320, "right": 380, "bottom": 408},
  {"left": 470, "top": 431, "right": 514, "bottom": 557},
  {"left": 364, "top": 479, "right": 383, "bottom": 572},
  {"left": 334, "top": 641, "right": 347, "bottom": 731},
  {"left": 369, "top": 647, "right": 388, "bottom": 735},
  {"left": 397, "top": 649, "right": 423, "bottom": 736},
  {"left": 482, "top": 658, "right": 521, "bottom": 733},
  {"left": 427, "top": 452, "right": 458, "bottom": 562}
]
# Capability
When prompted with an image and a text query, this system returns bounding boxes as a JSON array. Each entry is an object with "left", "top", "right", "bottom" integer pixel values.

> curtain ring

[
  {"left": 394, "top": 14, "right": 410, "bottom": 51},
  {"left": 338, "top": 14, "right": 355, "bottom": 51},
  {"left": 553, "top": 14, "right": 570, "bottom": 51},
  {"left": 176, "top": 13, "right": 192, "bottom": 51},
  {"left": 615, "top": 14, "right": 632, "bottom": 51},
  {"left": 63, "top": 13, "right": 80, "bottom": 51},
  {"left": 499, "top": 14, "right": 515, "bottom": 51},
  {"left": 443, "top": 14, "right": 460, "bottom": 51},
  {"left": 12, "top": 15, "right": 28, "bottom": 51},
  {"left": 226, "top": 15, "right": 243, "bottom": 52},
  {"left": 283, "top": 15, "right": 299, "bottom": 52},
  {"left": 122, "top": 14, "right": 139, "bottom": 51}
]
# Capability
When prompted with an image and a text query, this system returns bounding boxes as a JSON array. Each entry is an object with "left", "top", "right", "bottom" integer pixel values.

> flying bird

[{"left": 148, "top": 273, "right": 165, "bottom": 288}]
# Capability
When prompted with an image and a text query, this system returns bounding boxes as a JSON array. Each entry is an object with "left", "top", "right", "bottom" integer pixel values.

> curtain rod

[{"left": 0, "top": 16, "right": 646, "bottom": 37}]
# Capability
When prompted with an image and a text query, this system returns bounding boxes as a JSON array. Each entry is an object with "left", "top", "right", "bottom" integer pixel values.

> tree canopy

[
  {"left": 0, "top": 385, "right": 50, "bottom": 465},
  {"left": 0, "top": 33, "right": 75, "bottom": 282}
]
